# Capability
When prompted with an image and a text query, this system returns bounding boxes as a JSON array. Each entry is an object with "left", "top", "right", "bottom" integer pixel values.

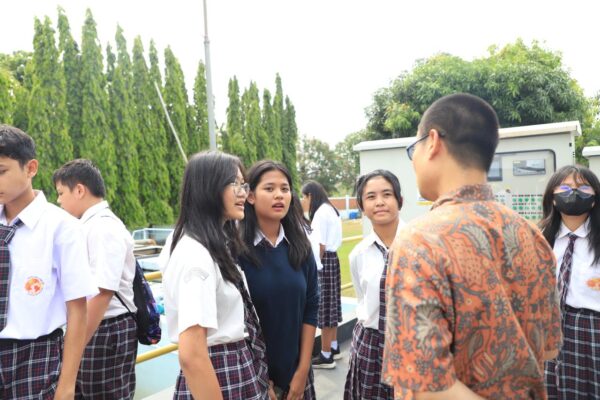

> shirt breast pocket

[{"left": 12, "top": 257, "right": 55, "bottom": 304}]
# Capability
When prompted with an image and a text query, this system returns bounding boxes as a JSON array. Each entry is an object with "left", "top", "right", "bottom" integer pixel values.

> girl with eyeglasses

[
  {"left": 301, "top": 181, "right": 343, "bottom": 369},
  {"left": 160, "top": 151, "right": 270, "bottom": 400},
  {"left": 239, "top": 160, "right": 319, "bottom": 400},
  {"left": 540, "top": 165, "right": 600, "bottom": 399}
]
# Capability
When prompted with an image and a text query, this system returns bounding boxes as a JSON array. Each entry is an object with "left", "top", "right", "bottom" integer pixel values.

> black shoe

[
  {"left": 311, "top": 352, "right": 336, "bottom": 369},
  {"left": 331, "top": 345, "right": 342, "bottom": 360}
]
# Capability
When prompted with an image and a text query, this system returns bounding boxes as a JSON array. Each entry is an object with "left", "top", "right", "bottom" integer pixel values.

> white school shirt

[
  {"left": 0, "top": 191, "right": 98, "bottom": 339},
  {"left": 254, "top": 225, "right": 287, "bottom": 247},
  {"left": 81, "top": 201, "right": 136, "bottom": 318},
  {"left": 349, "top": 221, "right": 405, "bottom": 329},
  {"left": 160, "top": 234, "right": 247, "bottom": 346},
  {"left": 311, "top": 204, "right": 342, "bottom": 252},
  {"left": 555, "top": 220, "right": 600, "bottom": 312}
]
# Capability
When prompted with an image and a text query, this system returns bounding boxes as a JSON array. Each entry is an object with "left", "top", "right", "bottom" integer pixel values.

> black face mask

[{"left": 553, "top": 190, "right": 595, "bottom": 216}]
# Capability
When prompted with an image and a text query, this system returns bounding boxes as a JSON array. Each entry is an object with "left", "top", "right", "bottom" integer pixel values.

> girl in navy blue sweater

[{"left": 240, "top": 160, "right": 320, "bottom": 400}]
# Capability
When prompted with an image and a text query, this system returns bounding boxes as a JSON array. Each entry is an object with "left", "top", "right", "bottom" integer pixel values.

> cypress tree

[
  {"left": 132, "top": 37, "right": 173, "bottom": 225},
  {"left": 270, "top": 74, "right": 284, "bottom": 161},
  {"left": 28, "top": 16, "right": 72, "bottom": 196},
  {"left": 225, "top": 76, "right": 245, "bottom": 162},
  {"left": 192, "top": 61, "right": 210, "bottom": 151},
  {"left": 11, "top": 58, "right": 33, "bottom": 131},
  {"left": 107, "top": 27, "right": 146, "bottom": 228},
  {"left": 79, "top": 10, "right": 116, "bottom": 202},
  {"left": 283, "top": 96, "right": 299, "bottom": 188},
  {"left": 241, "top": 82, "right": 261, "bottom": 164},
  {"left": 57, "top": 7, "right": 82, "bottom": 155},
  {"left": 261, "top": 88, "right": 278, "bottom": 160},
  {"left": 0, "top": 68, "right": 13, "bottom": 123},
  {"left": 163, "top": 47, "right": 189, "bottom": 209}
]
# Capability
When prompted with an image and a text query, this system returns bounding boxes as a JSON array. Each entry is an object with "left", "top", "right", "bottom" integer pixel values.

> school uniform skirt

[
  {"left": 174, "top": 339, "right": 269, "bottom": 400},
  {"left": 344, "top": 322, "right": 393, "bottom": 400},
  {"left": 318, "top": 251, "right": 342, "bottom": 328},
  {"left": 544, "top": 305, "right": 600, "bottom": 399},
  {"left": 0, "top": 328, "right": 63, "bottom": 399},
  {"left": 76, "top": 313, "right": 138, "bottom": 400}
]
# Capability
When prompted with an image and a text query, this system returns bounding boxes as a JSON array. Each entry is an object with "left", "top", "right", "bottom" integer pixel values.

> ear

[
  {"left": 74, "top": 183, "right": 87, "bottom": 199},
  {"left": 25, "top": 159, "right": 38, "bottom": 178},
  {"left": 247, "top": 191, "right": 256, "bottom": 205},
  {"left": 425, "top": 128, "right": 444, "bottom": 160}
]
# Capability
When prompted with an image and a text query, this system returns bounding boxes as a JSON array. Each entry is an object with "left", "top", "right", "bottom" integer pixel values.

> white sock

[
  {"left": 331, "top": 340, "right": 338, "bottom": 350},
  {"left": 321, "top": 351, "right": 332, "bottom": 358}
]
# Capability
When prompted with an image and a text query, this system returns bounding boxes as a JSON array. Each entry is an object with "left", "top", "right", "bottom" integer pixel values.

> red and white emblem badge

[{"left": 24, "top": 276, "right": 44, "bottom": 296}]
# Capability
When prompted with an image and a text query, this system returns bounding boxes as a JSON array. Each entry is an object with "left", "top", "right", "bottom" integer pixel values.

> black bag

[{"left": 115, "top": 259, "right": 162, "bottom": 345}]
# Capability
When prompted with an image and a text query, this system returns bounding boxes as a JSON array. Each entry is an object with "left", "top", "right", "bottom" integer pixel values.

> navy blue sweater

[{"left": 239, "top": 240, "right": 319, "bottom": 390}]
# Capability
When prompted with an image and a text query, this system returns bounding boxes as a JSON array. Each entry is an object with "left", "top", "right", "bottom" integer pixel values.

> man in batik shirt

[{"left": 383, "top": 93, "right": 562, "bottom": 400}]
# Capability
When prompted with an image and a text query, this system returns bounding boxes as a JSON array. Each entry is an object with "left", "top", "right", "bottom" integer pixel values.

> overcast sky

[{"left": 2, "top": 0, "right": 599, "bottom": 146}]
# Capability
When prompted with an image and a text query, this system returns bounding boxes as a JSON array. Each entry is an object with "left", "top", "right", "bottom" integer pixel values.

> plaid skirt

[
  {"left": 174, "top": 339, "right": 269, "bottom": 400},
  {"left": 544, "top": 305, "right": 600, "bottom": 399},
  {"left": 318, "top": 251, "right": 342, "bottom": 328},
  {"left": 0, "top": 328, "right": 63, "bottom": 399},
  {"left": 76, "top": 313, "right": 138, "bottom": 399},
  {"left": 344, "top": 322, "right": 393, "bottom": 400},
  {"left": 275, "top": 368, "right": 316, "bottom": 400}
]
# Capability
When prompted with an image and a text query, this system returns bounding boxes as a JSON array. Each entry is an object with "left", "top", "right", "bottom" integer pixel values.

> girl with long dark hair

[
  {"left": 540, "top": 165, "right": 600, "bottom": 398},
  {"left": 344, "top": 170, "right": 402, "bottom": 399},
  {"left": 301, "top": 181, "right": 343, "bottom": 369},
  {"left": 240, "top": 160, "right": 319, "bottom": 400},
  {"left": 160, "top": 151, "right": 269, "bottom": 400}
]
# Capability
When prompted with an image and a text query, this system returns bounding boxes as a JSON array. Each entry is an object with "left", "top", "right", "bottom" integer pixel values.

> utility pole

[{"left": 203, "top": 0, "right": 217, "bottom": 150}]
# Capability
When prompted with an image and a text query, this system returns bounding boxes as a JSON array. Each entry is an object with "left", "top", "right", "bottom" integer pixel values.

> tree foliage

[
  {"left": 367, "top": 40, "right": 590, "bottom": 140},
  {"left": 297, "top": 135, "right": 339, "bottom": 194}
]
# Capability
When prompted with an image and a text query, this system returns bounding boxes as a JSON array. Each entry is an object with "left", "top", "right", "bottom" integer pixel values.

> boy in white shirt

[
  {"left": 53, "top": 158, "right": 138, "bottom": 399},
  {"left": 0, "top": 125, "right": 97, "bottom": 399}
]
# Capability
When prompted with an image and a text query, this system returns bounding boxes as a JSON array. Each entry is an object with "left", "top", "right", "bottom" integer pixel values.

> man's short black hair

[
  {"left": 0, "top": 125, "right": 36, "bottom": 167},
  {"left": 53, "top": 159, "right": 106, "bottom": 198},
  {"left": 419, "top": 93, "right": 499, "bottom": 171}
]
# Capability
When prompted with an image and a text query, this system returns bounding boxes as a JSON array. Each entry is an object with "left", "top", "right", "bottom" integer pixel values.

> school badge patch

[
  {"left": 24, "top": 276, "right": 44, "bottom": 296},
  {"left": 587, "top": 277, "right": 600, "bottom": 291}
]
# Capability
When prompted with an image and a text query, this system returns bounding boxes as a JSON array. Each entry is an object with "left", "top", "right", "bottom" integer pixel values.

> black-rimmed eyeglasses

[{"left": 406, "top": 131, "right": 445, "bottom": 160}]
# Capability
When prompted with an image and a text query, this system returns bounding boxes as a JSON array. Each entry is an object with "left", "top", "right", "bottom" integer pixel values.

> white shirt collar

[
  {"left": 80, "top": 200, "right": 110, "bottom": 223},
  {"left": 253, "top": 225, "right": 287, "bottom": 247},
  {"left": 367, "top": 219, "right": 406, "bottom": 250},
  {"left": 0, "top": 190, "right": 47, "bottom": 228},
  {"left": 557, "top": 218, "right": 590, "bottom": 240}
]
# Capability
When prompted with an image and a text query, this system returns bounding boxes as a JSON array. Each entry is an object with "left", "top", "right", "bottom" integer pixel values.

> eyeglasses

[
  {"left": 554, "top": 184, "right": 595, "bottom": 198},
  {"left": 406, "top": 130, "right": 445, "bottom": 160},
  {"left": 230, "top": 181, "right": 250, "bottom": 195}
]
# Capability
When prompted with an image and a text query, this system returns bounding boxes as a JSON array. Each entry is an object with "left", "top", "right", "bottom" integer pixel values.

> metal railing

[{"left": 136, "top": 234, "right": 363, "bottom": 364}]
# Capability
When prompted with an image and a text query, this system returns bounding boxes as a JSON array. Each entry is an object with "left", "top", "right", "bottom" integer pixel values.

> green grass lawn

[{"left": 339, "top": 219, "right": 363, "bottom": 297}]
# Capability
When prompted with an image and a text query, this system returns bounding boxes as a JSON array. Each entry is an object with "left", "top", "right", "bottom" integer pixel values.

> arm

[
  {"left": 543, "top": 349, "right": 559, "bottom": 361},
  {"left": 286, "top": 323, "right": 316, "bottom": 400},
  {"left": 178, "top": 325, "right": 223, "bottom": 400},
  {"left": 54, "top": 297, "right": 88, "bottom": 400},
  {"left": 84, "top": 289, "right": 114, "bottom": 344},
  {"left": 349, "top": 250, "right": 363, "bottom": 301},
  {"left": 415, "top": 380, "right": 485, "bottom": 400}
]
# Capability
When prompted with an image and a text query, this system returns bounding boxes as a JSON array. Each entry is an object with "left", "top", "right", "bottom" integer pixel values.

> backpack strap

[{"left": 115, "top": 292, "right": 138, "bottom": 323}]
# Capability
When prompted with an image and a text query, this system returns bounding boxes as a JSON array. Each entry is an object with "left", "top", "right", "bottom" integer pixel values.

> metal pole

[
  {"left": 203, "top": 0, "right": 217, "bottom": 150},
  {"left": 154, "top": 81, "right": 188, "bottom": 163}
]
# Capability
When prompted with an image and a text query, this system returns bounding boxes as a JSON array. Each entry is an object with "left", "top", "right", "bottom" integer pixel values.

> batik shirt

[{"left": 383, "top": 184, "right": 561, "bottom": 400}]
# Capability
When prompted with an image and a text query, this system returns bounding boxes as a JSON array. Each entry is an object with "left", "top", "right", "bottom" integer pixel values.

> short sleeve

[
  {"left": 55, "top": 219, "right": 98, "bottom": 301},
  {"left": 86, "top": 219, "right": 127, "bottom": 291},
  {"left": 382, "top": 231, "right": 456, "bottom": 395},
  {"left": 173, "top": 245, "right": 219, "bottom": 335}
]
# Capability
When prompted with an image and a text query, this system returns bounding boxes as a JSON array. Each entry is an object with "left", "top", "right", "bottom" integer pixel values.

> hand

[
  {"left": 268, "top": 380, "right": 277, "bottom": 400},
  {"left": 285, "top": 369, "right": 308, "bottom": 400},
  {"left": 53, "top": 383, "right": 75, "bottom": 400}
]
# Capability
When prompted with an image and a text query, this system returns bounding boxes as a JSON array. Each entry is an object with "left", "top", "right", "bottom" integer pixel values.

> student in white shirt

[
  {"left": 0, "top": 125, "right": 97, "bottom": 399},
  {"left": 301, "top": 181, "right": 343, "bottom": 369},
  {"left": 53, "top": 159, "right": 137, "bottom": 399},
  {"left": 160, "top": 151, "right": 271, "bottom": 400},
  {"left": 344, "top": 170, "right": 402, "bottom": 399},
  {"left": 541, "top": 165, "right": 600, "bottom": 398}
]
